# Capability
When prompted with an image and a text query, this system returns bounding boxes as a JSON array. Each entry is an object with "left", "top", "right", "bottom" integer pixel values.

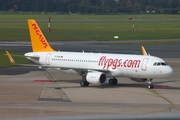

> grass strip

[
  {"left": 105, "top": 41, "right": 180, "bottom": 45},
  {"left": 0, "top": 14, "right": 180, "bottom": 20},
  {"left": 0, "top": 21, "right": 180, "bottom": 41}
]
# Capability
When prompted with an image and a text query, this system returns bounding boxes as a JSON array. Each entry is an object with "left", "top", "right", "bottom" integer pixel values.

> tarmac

[
  {"left": 0, "top": 58, "right": 179, "bottom": 120},
  {"left": 0, "top": 42, "right": 180, "bottom": 120}
]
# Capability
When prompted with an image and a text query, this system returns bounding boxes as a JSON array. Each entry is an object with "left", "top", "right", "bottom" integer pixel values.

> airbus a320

[{"left": 6, "top": 19, "right": 173, "bottom": 89}]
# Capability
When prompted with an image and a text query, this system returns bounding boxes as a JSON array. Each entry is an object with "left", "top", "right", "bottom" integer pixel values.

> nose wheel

[
  {"left": 148, "top": 84, "right": 154, "bottom": 89},
  {"left": 147, "top": 79, "right": 154, "bottom": 89}
]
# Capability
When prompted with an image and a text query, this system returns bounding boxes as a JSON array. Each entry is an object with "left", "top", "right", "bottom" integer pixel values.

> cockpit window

[
  {"left": 157, "top": 63, "right": 161, "bottom": 66},
  {"left": 153, "top": 62, "right": 157, "bottom": 66},
  {"left": 161, "top": 62, "right": 167, "bottom": 66},
  {"left": 153, "top": 62, "right": 168, "bottom": 66}
]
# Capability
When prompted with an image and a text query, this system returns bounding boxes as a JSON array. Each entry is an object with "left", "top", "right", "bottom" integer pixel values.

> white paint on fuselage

[{"left": 25, "top": 51, "right": 173, "bottom": 79}]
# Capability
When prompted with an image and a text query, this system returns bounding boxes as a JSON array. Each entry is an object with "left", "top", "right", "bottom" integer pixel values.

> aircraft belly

[
  {"left": 121, "top": 68, "right": 147, "bottom": 78},
  {"left": 106, "top": 68, "right": 122, "bottom": 77}
]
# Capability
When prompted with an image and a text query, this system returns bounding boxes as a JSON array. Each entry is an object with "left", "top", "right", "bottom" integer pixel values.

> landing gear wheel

[
  {"left": 148, "top": 84, "right": 154, "bottom": 89},
  {"left": 80, "top": 80, "right": 85, "bottom": 86},
  {"left": 109, "top": 79, "right": 113, "bottom": 85},
  {"left": 85, "top": 81, "right": 89, "bottom": 86},
  {"left": 114, "top": 79, "right": 118, "bottom": 85},
  {"left": 109, "top": 78, "right": 118, "bottom": 85},
  {"left": 80, "top": 80, "right": 89, "bottom": 87}
]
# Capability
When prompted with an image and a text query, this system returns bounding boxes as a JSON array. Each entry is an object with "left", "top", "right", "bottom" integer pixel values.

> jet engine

[{"left": 86, "top": 72, "right": 106, "bottom": 84}]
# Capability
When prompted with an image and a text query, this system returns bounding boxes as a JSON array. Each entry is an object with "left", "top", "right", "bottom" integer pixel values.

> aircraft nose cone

[{"left": 165, "top": 66, "right": 174, "bottom": 77}]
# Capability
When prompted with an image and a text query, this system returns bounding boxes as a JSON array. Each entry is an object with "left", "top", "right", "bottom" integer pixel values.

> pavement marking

[
  {"left": 133, "top": 81, "right": 174, "bottom": 113},
  {"left": 148, "top": 88, "right": 174, "bottom": 112},
  {"left": 45, "top": 70, "right": 55, "bottom": 81},
  {"left": 38, "top": 82, "right": 71, "bottom": 102},
  {"left": 38, "top": 70, "right": 71, "bottom": 102}
]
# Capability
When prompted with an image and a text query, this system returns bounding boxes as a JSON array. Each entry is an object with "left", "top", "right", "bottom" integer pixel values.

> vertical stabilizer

[{"left": 28, "top": 19, "right": 55, "bottom": 52}]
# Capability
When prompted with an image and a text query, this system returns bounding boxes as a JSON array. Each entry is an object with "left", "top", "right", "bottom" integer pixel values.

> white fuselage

[{"left": 25, "top": 51, "right": 173, "bottom": 79}]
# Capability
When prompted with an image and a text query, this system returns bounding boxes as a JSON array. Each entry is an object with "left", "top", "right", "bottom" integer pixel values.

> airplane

[{"left": 6, "top": 19, "right": 173, "bottom": 89}]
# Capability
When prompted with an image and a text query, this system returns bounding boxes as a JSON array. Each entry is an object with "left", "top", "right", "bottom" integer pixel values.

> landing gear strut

[
  {"left": 109, "top": 77, "right": 118, "bottom": 85},
  {"left": 147, "top": 79, "right": 154, "bottom": 89},
  {"left": 80, "top": 72, "right": 89, "bottom": 87}
]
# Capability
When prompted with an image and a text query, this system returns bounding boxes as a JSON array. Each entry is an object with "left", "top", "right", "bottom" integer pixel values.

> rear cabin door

[{"left": 45, "top": 53, "right": 51, "bottom": 65}]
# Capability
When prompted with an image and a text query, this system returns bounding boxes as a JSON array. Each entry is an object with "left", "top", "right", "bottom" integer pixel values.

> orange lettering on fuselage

[
  {"left": 32, "top": 23, "right": 48, "bottom": 48},
  {"left": 98, "top": 56, "right": 141, "bottom": 69}
]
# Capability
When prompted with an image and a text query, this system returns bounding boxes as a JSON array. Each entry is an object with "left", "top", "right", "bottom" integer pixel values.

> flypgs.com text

[{"left": 98, "top": 56, "right": 141, "bottom": 69}]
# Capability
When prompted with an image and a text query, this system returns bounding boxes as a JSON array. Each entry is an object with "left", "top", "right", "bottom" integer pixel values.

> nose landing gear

[{"left": 147, "top": 79, "right": 154, "bottom": 89}]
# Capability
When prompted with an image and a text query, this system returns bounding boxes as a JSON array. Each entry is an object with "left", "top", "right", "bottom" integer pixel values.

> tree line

[{"left": 0, "top": 0, "right": 180, "bottom": 14}]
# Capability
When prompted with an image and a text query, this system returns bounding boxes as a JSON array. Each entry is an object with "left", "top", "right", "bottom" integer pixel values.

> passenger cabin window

[{"left": 153, "top": 62, "right": 168, "bottom": 66}]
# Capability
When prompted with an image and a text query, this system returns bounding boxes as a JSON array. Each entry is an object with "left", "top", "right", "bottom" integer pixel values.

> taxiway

[{"left": 0, "top": 42, "right": 180, "bottom": 120}]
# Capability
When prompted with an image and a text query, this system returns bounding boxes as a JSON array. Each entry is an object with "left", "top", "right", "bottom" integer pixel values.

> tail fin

[{"left": 28, "top": 19, "right": 55, "bottom": 52}]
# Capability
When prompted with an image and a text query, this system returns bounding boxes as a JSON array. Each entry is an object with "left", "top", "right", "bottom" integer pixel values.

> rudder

[{"left": 28, "top": 19, "right": 55, "bottom": 52}]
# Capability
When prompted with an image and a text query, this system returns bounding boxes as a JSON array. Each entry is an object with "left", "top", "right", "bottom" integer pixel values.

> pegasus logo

[{"left": 32, "top": 23, "right": 48, "bottom": 48}]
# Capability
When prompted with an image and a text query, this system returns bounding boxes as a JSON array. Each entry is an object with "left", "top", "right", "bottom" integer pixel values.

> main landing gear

[
  {"left": 109, "top": 77, "right": 118, "bottom": 85},
  {"left": 80, "top": 80, "right": 89, "bottom": 87},
  {"left": 80, "top": 72, "right": 89, "bottom": 87},
  {"left": 147, "top": 79, "right": 154, "bottom": 89}
]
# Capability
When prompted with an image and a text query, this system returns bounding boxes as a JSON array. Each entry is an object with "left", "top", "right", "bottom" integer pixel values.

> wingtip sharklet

[
  {"left": 5, "top": 50, "right": 16, "bottom": 64},
  {"left": 141, "top": 46, "right": 147, "bottom": 56}
]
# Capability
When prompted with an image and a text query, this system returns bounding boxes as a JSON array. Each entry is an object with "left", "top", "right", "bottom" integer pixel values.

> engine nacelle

[{"left": 86, "top": 72, "right": 106, "bottom": 84}]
